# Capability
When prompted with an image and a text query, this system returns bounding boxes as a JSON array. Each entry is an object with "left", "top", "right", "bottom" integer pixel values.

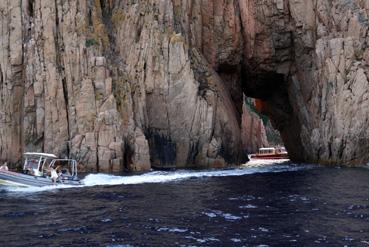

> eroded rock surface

[
  {"left": 1, "top": 0, "right": 368, "bottom": 169},
  {"left": 241, "top": 0, "right": 369, "bottom": 165},
  {"left": 0, "top": 0, "right": 247, "bottom": 171}
]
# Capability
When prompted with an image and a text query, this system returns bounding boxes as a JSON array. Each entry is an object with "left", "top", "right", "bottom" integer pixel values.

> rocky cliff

[
  {"left": 1, "top": 0, "right": 368, "bottom": 170},
  {"left": 0, "top": 0, "right": 248, "bottom": 171},
  {"left": 241, "top": 0, "right": 369, "bottom": 165}
]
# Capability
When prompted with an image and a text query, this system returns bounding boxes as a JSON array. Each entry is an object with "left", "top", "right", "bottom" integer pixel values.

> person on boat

[
  {"left": 57, "top": 168, "right": 68, "bottom": 180},
  {"left": 33, "top": 167, "right": 43, "bottom": 177},
  {"left": 25, "top": 159, "right": 38, "bottom": 175},
  {"left": 50, "top": 166, "right": 60, "bottom": 184},
  {"left": 0, "top": 162, "right": 9, "bottom": 171},
  {"left": 61, "top": 168, "right": 71, "bottom": 176}
]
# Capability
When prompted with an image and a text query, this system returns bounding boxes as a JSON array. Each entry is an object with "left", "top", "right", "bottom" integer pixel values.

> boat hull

[
  {"left": 249, "top": 154, "right": 289, "bottom": 160},
  {"left": 0, "top": 178, "right": 28, "bottom": 187},
  {"left": 0, "top": 170, "right": 82, "bottom": 187}
]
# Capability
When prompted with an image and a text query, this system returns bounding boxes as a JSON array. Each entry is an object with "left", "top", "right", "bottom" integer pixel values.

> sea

[{"left": 1, "top": 160, "right": 369, "bottom": 246}]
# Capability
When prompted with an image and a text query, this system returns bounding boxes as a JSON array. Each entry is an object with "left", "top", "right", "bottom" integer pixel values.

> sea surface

[{"left": 1, "top": 161, "right": 369, "bottom": 246}]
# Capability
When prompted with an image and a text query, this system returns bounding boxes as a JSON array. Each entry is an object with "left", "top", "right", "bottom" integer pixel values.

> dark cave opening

[
  {"left": 240, "top": 69, "right": 304, "bottom": 161},
  {"left": 28, "top": 0, "right": 34, "bottom": 17},
  {"left": 123, "top": 142, "right": 134, "bottom": 172},
  {"left": 217, "top": 63, "right": 239, "bottom": 75},
  {"left": 145, "top": 129, "right": 177, "bottom": 169},
  {"left": 213, "top": 60, "right": 301, "bottom": 161},
  {"left": 241, "top": 71, "right": 286, "bottom": 101}
]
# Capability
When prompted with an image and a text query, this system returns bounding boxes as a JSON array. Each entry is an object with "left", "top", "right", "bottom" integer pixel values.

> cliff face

[
  {"left": 241, "top": 0, "right": 369, "bottom": 165},
  {"left": 0, "top": 0, "right": 247, "bottom": 171},
  {"left": 1, "top": 0, "right": 368, "bottom": 170}
]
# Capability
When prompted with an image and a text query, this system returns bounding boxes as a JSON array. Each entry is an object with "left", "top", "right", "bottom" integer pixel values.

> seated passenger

[
  {"left": 0, "top": 162, "right": 9, "bottom": 171},
  {"left": 61, "top": 168, "right": 71, "bottom": 176},
  {"left": 25, "top": 159, "right": 38, "bottom": 175},
  {"left": 33, "top": 168, "right": 42, "bottom": 177}
]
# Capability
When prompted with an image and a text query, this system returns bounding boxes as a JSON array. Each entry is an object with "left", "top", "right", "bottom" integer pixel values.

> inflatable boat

[{"left": 0, "top": 152, "right": 83, "bottom": 187}]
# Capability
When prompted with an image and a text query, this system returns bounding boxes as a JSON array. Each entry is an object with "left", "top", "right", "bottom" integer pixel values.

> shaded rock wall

[{"left": 241, "top": 100, "right": 269, "bottom": 154}]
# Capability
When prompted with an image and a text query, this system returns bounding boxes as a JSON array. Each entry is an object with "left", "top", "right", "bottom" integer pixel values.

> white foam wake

[
  {"left": 82, "top": 163, "right": 310, "bottom": 186},
  {"left": 3, "top": 163, "right": 315, "bottom": 193},
  {"left": 3, "top": 184, "right": 78, "bottom": 193},
  {"left": 243, "top": 158, "right": 290, "bottom": 167}
]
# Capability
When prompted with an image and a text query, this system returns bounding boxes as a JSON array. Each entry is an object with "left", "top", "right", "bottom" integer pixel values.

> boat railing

[
  {"left": 23, "top": 153, "right": 78, "bottom": 179},
  {"left": 23, "top": 156, "right": 46, "bottom": 176}
]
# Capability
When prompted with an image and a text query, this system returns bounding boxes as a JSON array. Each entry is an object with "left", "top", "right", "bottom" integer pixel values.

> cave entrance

[
  {"left": 239, "top": 69, "right": 297, "bottom": 160},
  {"left": 216, "top": 62, "right": 293, "bottom": 159},
  {"left": 241, "top": 95, "right": 284, "bottom": 155},
  {"left": 240, "top": 69, "right": 305, "bottom": 162}
]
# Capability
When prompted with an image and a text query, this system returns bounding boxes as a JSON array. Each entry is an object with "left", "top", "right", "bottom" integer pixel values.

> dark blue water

[{"left": 1, "top": 163, "right": 369, "bottom": 246}]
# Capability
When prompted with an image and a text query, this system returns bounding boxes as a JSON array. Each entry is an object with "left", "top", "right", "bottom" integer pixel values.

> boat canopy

[
  {"left": 23, "top": 153, "right": 79, "bottom": 178},
  {"left": 24, "top": 152, "right": 57, "bottom": 158}
]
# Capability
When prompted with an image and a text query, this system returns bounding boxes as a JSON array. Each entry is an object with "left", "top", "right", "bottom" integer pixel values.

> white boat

[
  {"left": 0, "top": 152, "right": 83, "bottom": 187},
  {"left": 249, "top": 147, "right": 289, "bottom": 160}
]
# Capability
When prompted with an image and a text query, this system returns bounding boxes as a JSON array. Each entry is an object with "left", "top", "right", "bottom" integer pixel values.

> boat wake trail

[
  {"left": 4, "top": 163, "right": 316, "bottom": 193},
  {"left": 3, "top": 184, "right": 78, "bottom": 193},
  {"left": 82, "top": 163, "right": 301, "bottom": 186},
  {"left": 244, "top": 158, "right": 290, "bottom": 167}
]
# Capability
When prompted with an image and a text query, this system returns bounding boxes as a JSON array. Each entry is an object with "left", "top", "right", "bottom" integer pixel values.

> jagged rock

[
  {"left": 2, "top": 0, "right": 367, "bottom": 170},
  {"left": 0, "top": 1, "right": 23, "bottom": 165},
  {"left": 240, "top": 0, "right": 369, "bottom": 165},
  {"left": 130, "top": 128, "right": 151, "bottom": 172}
]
